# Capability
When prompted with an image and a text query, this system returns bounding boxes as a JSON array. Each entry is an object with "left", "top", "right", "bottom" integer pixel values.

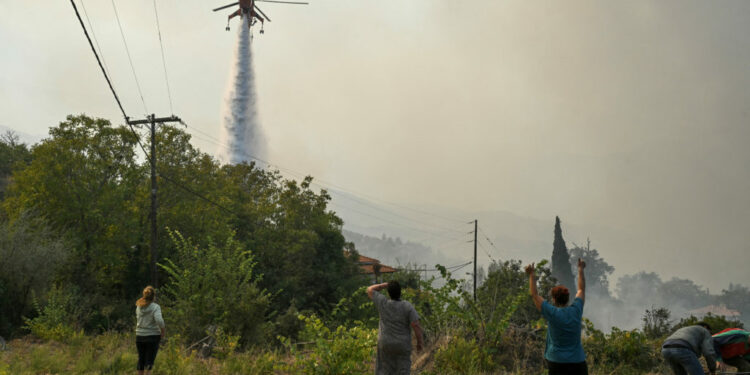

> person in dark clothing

[
  {"left": 526, "top": 258, "right": 588, "bottom": 375},
  {"left": 135, "top": 286, "right": 165, "bottom": 375},
  {"left": 713, "top": 328, "right": 750, "bottom": 373},
  {"left": 662, "top": 322, "right": 718, "bottom": 375}
]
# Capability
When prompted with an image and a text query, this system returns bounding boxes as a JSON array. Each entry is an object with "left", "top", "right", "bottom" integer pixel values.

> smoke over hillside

[{"left": 220, "top": 16, "right": 265, "bottom": 164}]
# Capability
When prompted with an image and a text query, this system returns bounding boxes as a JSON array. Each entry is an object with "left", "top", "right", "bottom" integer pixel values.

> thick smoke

[{"left": 220, "top": 16, "right": 265, "bottom": 164}]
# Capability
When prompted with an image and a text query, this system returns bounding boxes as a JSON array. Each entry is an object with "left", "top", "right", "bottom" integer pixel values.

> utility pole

[
  {"left": 127, "top": 114, "right": 183, "bottom": 288},
  {"left": 473, "top": 219, "right": 478, "bottom": 301}
]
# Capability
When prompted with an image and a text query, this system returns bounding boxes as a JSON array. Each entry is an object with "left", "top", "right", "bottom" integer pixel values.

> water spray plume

[{"left": 220, "top": 16, "right": 265, "bottom": 164}]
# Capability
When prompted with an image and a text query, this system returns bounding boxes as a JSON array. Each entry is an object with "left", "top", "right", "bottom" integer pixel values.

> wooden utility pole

[
  {"left": 128, "top": 114, "right": 183, "bottom": 288},
  {"left": 473, "top": 219, "right": 478, "bottom": 301}
]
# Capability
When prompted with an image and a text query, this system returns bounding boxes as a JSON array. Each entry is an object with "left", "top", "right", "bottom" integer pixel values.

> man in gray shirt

[
  {"left": 662, "top": 322, "right": 718, "bottom": 375},
  {"left": 368, "top": 281, "right": 424, "bottom": 375}
]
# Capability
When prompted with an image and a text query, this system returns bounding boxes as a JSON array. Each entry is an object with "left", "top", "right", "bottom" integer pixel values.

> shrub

[
  {"left": 0, "top": 212, "right": 68, "bottom": 337},
  {"left": 159, "top": 230, "right": 271, "bottom": 349},
  {"left": 431, "top": 336, "right": 493, "bottom": 375},
  {"left": 23, "top": 286, "right": 83, "bottom": 343},
  {"left": 642, "top": 306, "right": 672, "bottom": 339},
  {"left": 583, "top": 318, "right": 660, "bottom": 373},
  {"left": 280, "top": 314, "right": 377, "bottom": 375}
]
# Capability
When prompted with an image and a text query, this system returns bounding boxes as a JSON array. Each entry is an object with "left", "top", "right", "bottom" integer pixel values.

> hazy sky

[{"left": 1, "top": 1, "right": 749, "bottom": 291}]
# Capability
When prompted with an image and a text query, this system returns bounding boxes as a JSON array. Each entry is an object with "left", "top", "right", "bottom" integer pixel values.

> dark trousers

[
  {"left": 547, "top": 360, "right": 589, "bottom": 375},
  {"left": 724, "top": 356, "right": 750, "bottom": 372},
  {"left": 661, "top": 347, "right": 705, "bottom": 375},
  {"left": 136, "top": 335, "right": 161, "bottom": 371}
]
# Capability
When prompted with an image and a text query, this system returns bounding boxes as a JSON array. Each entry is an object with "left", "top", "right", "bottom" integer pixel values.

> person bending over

[
  {"left": 662, "top": 322, "right": 718, "bottom": 375},
  {"left": 367, "top": 281, "right": 424, "bottom": 375},
  {"left": 525, "top": 258, "right": 588, "bottom": 375},
  {"left": 713, "top": 327, "right": 750, "bottom": 373}
]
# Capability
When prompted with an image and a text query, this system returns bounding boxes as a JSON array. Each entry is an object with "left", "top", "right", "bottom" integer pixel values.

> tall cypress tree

[{"left": 551, "top": 216, "right": 575, "bottom": 292}]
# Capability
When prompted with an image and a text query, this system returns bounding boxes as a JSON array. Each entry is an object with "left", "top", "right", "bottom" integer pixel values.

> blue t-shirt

[{"left": 541, "top": 297, "right": 585, "bottom": 363}]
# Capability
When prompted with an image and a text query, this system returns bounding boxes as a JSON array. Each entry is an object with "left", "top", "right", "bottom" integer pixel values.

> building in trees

[
  {"left": 355, "top": 254, "right": 397, "bottom": 282},
  {"left": 551, "top": 216, "right": 575, "bottom": 293}
]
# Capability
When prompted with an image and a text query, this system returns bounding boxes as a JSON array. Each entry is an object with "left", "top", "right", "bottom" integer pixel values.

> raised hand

[
  {"left": 524, "top": 263, "right": 535, "bottom": 276},
  {"left": 577, "top": 258, "right": 586, "bottom": 270}
]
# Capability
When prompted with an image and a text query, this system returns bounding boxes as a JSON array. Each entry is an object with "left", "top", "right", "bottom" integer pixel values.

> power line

[
  {"left": 185, "top": 121, "right": 469, "bottom": 225},
  {"left": 181, "top": 123, "right": 470, "bottom": 236},
  {"left": 69, "top": 0, "right": 238, "bottom": 219},
  {"left": 69, "top": 0, "right": 128, "bottom": 120},
  {"left": 326, "top": 200, "right": 464, "bottom": 242},
  {"left": 478, "top": 225, "right": 503, "bottom": 259},
  {"left": 400, "top": 261, "right": 473, "bottom": 273},
  {"left": 72, "top": 0, "right": 466, "bottom": 242},
  {"left": 152, "top": 0, "right": 174, "bottom": 114},
  {"left": 79, "top": 0, "right": 111, "bottom": 78},
  {"left": 478, "top": 241, "right": 495, "bottom": 262},
  {"left": 111, "top": 0, "right": 148, "bottom": 114}
]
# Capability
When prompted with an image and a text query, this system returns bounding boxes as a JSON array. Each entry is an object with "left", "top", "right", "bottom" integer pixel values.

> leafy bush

[
  {"left": 642, "top": 306, "right": 672, "bottom": 339},
  {"left": 430, "top": 336, "right": 493, "bottom": 375},
  {"left": 159, "top": 230, "right": 271, "bottom": 349},
  {"left": 583, "top": 318, "right": 660, "bottom": 373},
  {"left": 23, "top": 286, "right": 83, "bottom": 343},
  {"left": 0, "top": 212, "right": 68, "bottom": 336},
  {"left": 280, "top": 314, "right": 377, "bottom": 375}
]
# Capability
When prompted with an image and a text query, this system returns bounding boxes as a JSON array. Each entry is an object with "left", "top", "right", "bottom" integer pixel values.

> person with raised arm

[
  {"left": 367, "top": 280, "right": 424, "bottom": 375},
  {"left": 525, "top": 258, "right": 588, "bottom": 375}
]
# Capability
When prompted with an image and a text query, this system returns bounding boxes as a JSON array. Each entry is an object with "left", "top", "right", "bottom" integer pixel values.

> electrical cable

[
  {"left": 111, "top": 0, "right": 148, "bottom": 114},
  {"left": 79, "top": 0, "right": 111, "bottom": 77},
  {"left": 71, "top": 1, "right": 467, "bottom": 238},
  {"left": 70, "top": 1, "right": 240, "bottom": 217},
  {"left": 182, "top": 124, "right": 470, "bottom": 236},
  {"left": 69, "top": 0, "right": 128, "bottom": 121},
  {"left": 152, "top": 0, "right": 174, "bottom": 114},
  {"left": 478, "top": 225, "right": 503, "bottom": 259}
]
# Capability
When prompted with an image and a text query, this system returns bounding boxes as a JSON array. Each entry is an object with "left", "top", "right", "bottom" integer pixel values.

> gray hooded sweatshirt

[{"left": 136, "top": 302, "right": 165, "bottom": 337}]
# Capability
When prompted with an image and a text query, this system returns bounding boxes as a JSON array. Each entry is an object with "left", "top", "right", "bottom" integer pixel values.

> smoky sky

[{"left": 1, "top": 1, "right": 749, "bottom": 291}]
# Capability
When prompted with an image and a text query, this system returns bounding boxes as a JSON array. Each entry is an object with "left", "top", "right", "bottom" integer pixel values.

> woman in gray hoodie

[{"left": 135, "top": 286, "right": 165, "bottom": 375}]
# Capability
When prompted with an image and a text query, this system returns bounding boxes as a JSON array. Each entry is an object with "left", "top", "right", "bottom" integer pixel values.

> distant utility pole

[
  {"left": 473, "top": 219, "right": 478, "bottom": 301},
  {"left": 127, "top": 114, "right": 183, "bottom": 289}
]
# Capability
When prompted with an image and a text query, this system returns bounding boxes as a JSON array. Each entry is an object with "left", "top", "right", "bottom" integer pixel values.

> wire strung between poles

[
  {"left": 111, "top": 0, "right": 149, "bottom": 114},
  {"left": 152, "top": 0, "right": 174, "bottom": 114}
]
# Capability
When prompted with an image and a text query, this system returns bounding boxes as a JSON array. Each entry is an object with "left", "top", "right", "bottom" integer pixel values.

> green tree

[
  {"left": 3, "top": 115, "right": 144, "bottom": 330},
  {"left": 568, "top": 239, "right": 613, "bottom": 298},
  {"left": 0, "top": 212, "right": 68, "bottom": 336},
  {"left": 159, "top": 230, "right": 271, "bottom": 348},
  {"left": 234, "top": 174, "right": 364, "bottom": 314},
  {"left": 0, "top": 132, "right": 32, "bottom": 201},
  {"left": 476, "top": 259, "right": 556, "bottom": 327},
  {"left": 642, "top": 306, "right": 672, "bottom": 339}
]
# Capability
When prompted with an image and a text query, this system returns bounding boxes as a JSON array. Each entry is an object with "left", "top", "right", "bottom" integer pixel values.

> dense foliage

[
  {"left": 0, "top": 114, "right": 363, "bottom": 340},
  {"left": 3, "top": 114, "right": 750, "bottom": 374}
]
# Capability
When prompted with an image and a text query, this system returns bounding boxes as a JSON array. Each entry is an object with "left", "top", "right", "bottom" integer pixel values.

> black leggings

[
  {"left": 136, "top": 335, "right": 161, "bottom": 371},
  {"left": 547, "top": 360, "right": 589, "bottom": 375}
]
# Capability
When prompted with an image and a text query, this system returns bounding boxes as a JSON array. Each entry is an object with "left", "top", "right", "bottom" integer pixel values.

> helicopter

[{"left": 213, "top": 0, "right": 308, "bottom": 34}]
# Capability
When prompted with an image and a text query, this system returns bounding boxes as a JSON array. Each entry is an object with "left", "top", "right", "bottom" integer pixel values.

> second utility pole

[
  {"left": 128, "top": 114, "right": 182, "bottom": 288},
  {"left": 473, "top": 219, "right": 478, "bottom": 301}
]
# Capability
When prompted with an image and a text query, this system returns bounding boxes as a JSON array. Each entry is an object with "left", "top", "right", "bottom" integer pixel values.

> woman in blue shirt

[{"left": 525, "top": 258, "right": 588, "bottom": 375}]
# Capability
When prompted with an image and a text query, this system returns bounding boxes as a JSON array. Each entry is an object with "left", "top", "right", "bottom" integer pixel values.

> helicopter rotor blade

[
  {"left": 212, "top": 2, "right": 239, "bottom": 12},
  {"left": 256, "top": 0, "right": 308, "bottom": 4}
]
